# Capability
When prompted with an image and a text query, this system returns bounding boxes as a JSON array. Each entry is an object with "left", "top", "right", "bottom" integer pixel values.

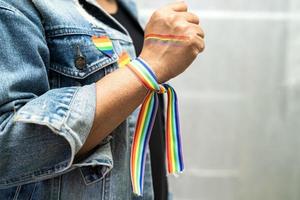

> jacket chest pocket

[{"left": 46, "top": 28, "right": 118, "bottom": 88}]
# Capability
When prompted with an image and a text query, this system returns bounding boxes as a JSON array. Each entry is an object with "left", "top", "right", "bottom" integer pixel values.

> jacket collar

[{"left": 84, "top": 0, "right": 143, "bottom": 34}]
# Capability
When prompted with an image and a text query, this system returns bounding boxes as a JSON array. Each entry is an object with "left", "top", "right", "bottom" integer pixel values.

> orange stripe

[{"left": 93, "top": 38, "right": 111, "bottom": 43}]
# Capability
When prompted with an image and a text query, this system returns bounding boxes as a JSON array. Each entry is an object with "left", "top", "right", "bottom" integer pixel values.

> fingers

[
  {"left": 191, "top": 24, "right": 205, "bottom": 38},
  {"left": 165, "top": 2, "right": 199, "bottom": 25},
  {"left": 189, "top": 24, "right": 205, "bottom": 54},
  {"left": 168, "top": 1, "right": 188, "bottom": 12},
  {"left": 193, "top": 36, "right": 205, "bottom": 54},
  {"left": 181, "top": 12, "right": 200, "bottom": 25}
]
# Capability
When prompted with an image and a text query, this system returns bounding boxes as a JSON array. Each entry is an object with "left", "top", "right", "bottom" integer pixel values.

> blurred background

[{"left": 137, "top": 0, "right": 300, "bottom": 200}]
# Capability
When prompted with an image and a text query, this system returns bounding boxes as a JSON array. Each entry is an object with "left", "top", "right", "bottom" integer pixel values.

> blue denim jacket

[{"left": 0, "top": 0, "right": 154, "bottom": 199}]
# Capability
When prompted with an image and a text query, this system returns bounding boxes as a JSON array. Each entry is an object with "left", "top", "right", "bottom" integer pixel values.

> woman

[{"left": 0, "top": 0, "right": 204, "bottom": 199}]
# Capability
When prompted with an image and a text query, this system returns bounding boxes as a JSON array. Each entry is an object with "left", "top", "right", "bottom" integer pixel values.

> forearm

[
  {"left": 76, "top": 1, "right": 206, "bottom": 157},
  {"left": 76, "top": 66, "right": 147, "bottom": 157}
]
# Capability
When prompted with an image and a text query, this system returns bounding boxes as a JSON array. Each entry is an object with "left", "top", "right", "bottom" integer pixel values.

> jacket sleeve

[{"left": 0, "top": 3, "right": 97, "bottom": 188}]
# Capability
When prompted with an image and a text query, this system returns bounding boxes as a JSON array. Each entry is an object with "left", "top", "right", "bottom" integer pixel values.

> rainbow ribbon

[
  {"left": 92, "top": 35, "right": 114, "bottom": 57},
  {"left": 145, "top": 34, "right": 188, "bottom": 45},
  {"left": 124, "top": 58, "right": 184, "bottom": 196}
]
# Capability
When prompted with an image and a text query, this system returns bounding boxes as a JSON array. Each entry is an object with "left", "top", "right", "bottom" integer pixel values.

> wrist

[
  {"left": 139, "top": 52, "right": 166, "bottom": 83},
  {"left": 126, "top": 57, "right": 166, "bottom": 93}
]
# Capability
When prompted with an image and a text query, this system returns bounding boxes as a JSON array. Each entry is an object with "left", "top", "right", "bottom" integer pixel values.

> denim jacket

[{"left": 0, "top": 0, "right": 154, "bottom": 199}]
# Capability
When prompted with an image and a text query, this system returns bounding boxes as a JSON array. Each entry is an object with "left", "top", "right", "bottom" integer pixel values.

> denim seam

[
  {"left": 104, "top": 172, "right": 111, "bottom": 200},
  {"left": 73, "top": 152, "right": 113, "bottom": 166},
  {"left": 77, "top": 156, "right": 113, "bottom": 186},
  {"left": 0, "top": 1, "right": 18, "bottom": 13},
  {"left": 29, "top": 183, "right": 37, "bottom": 200},
  {"left": 57, "top": 176, "right": 61, "bottom": 200},
  {"left": 12, "top": 185, "right": 21, "bottom": 200},
  {"left": 49, "top": 54, "right": 118, "bottom": 80},
  {"left": 0, "top": 6, "right": 15, "bottom": 13},
  {"left": 101, "top": 175, "right": 106, "bottom": 200},
  {"left": 0, "top": 159, "right": 70, "bottom": 189},
  {"left": 0, "top": 1, "right": 36, "bottom": 22}
]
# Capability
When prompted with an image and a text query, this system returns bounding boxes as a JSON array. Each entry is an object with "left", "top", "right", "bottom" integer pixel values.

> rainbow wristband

[{"left": 126, "top": 58, "right": 184, "bottom": 196}]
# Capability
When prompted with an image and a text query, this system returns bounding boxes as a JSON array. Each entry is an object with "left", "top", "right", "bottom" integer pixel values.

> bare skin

[
  {"left": 76, "top": 1, "right": 205, "bottom": 157},
  {"left": 96, "top": 0, "right": 118, "bottom": 14}
]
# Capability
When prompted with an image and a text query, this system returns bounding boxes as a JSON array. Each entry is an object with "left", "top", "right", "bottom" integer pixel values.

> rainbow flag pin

[{"left": 92, "top": 35, "right": 114, "bottom": 57}]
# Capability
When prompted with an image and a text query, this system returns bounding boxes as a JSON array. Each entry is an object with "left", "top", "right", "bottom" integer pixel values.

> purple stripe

[
  {"left": 136, "top": 58, "right": 158, "bottom": 83},
  {"left": 172, "top": 86, "right": 184, "bottom": 171}
]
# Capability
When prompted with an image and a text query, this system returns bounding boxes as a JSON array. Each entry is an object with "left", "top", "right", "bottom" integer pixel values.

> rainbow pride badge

[{"left": 92, "top": 35, "right": 114, "bottom": 57}]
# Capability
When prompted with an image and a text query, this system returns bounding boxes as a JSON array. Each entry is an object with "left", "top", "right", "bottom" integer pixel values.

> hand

[{"left": 139, "top": 1, "right": 205, "bottom": 83}]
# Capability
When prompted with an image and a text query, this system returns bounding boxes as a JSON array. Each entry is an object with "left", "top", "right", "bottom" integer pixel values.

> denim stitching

[
  {"left": 29, "top": 183, "right": 37, "bottom": 200},
  {"left": 12, "top": 185, "right": 21, "bottom": 200}
]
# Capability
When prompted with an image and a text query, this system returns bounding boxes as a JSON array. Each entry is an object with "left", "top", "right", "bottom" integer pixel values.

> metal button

[
  {"left": 75, "top": 56, "right": 86, "bottom": 70},
  {"left": 75, "top": 45, "right": 86, "bottom": 70}
]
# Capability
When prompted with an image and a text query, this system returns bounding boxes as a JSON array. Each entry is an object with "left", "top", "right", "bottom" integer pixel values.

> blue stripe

[{"left": 136, "top": 58, "right": 158, "bottom": 82}]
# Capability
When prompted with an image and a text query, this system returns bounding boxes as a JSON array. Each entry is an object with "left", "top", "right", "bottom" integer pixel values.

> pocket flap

[{"left": 47, "top": 27, "right": 118, "bottom": 79}]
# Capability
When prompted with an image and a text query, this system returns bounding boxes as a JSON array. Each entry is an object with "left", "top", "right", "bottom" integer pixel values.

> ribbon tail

[
  {"left": 164, "top": 84, "right": 184, "bottom": 174},
  {"left": 130, "top": 92, "right": 159, "bottom": 196}
]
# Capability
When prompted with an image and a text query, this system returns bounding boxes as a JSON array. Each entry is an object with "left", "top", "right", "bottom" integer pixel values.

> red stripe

[
  {"left": 166, "top": 93, "right": 173, "bottom": 173},
  {"left": 92, "top": 36, "right": 111, "bottom": 43}
]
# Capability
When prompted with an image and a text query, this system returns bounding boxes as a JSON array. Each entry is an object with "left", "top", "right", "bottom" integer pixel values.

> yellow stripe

[{"left": 94, "top": 42, "right": 112, "bottom": 47}]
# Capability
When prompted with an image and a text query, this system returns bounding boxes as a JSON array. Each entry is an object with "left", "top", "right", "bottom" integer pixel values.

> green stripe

[
  {"left": 96, "top": 46, "right": 113, "bottom": 51},
  {"left": 170, "top": 88, "right": 179, "bottom": 171},
  {"left": 133, "top": 60, "right": 159, "bottom": 91}
]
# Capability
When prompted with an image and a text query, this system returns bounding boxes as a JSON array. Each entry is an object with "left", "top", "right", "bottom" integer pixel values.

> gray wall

[{"left": 137, "top": 0, "right": 300, "bottom": 200}]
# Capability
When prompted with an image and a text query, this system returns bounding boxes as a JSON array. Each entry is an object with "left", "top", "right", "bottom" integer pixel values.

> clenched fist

[{"left": 140, "top": 1, "right": 205, "bottom": 83}]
